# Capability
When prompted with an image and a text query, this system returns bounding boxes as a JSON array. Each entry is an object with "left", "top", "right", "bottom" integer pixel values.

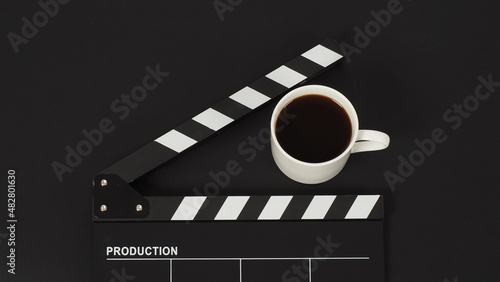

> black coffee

[{"left": 275, "top": 94, "right": 352, "bottom": 163}]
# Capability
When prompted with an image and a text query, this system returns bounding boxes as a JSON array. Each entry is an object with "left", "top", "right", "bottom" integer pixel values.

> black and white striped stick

[
  {"left": 98, "top": 39, "right": 343, "bottom": 184},
  {"left": 146, "top": 194, "right": 383, "bottom": 221}
]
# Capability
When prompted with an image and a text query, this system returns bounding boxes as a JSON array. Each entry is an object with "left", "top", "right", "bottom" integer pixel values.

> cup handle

[{"left": 351, "top": 130, "right": 390, "bottom": 154}]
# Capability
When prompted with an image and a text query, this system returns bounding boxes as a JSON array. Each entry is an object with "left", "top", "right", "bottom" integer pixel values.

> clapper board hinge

[
  {"left": 93, "top": 174, "right": 149, "bottom": 219},
  {"left": 92, "top": 39, "right": 344, "bottom": 219}
]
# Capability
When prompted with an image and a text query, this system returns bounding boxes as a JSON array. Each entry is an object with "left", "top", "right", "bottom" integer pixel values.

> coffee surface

[{"left": 275, "top": 94, "right": 352, "bottom": 163}]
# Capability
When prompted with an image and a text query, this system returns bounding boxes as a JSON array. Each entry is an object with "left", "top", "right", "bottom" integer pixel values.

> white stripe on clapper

[
  {"left": 215, "top": 196, "right": 250, "bottom": 220},
  {"left": 258, "top": 196, "right": 293, "bottom": 220},
  {"left": 155, "top": 130, "right": 197, "bottom": 153},
  {"left": 301, "top": 195, "right": 337, "bottom": 220},
  {"left": 344, "top": 195, "right": 380, "bottom": 219},
  {"left": 171, "top": 196, "right": 207, "bottom": 221},
  {"left": 301, "top": 44, "right": 343, "bottom": 67},
  {"left": 229, "top": 87, "right": 271, "bottom": 110},
  {"left": 265, "top": 65, "right": 307, "bottom": 88},
  {"left": 192, "top": 108, "right": 234, "bottom": 131}
]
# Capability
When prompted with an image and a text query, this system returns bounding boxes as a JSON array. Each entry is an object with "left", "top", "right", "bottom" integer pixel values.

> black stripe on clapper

[
  {"left": 281, "top": 195, "right": 315, "bottom": 220},
  {"left": 324, "top": 195, "right": 357, "bottom": 220},
  {"left": 194, "top": 196, "right": 228, "bottom": 221},
  {"left": 285, "top": 56, "right": 325, "bottom": 78},
  {"left": 367, "top": 196, "right": 384, "bottom": 219},
  {"left": 248, "top": 77, "right": 288, "bottom": 99},
  {"left": 176, "top": 119, "right": 215, "bottom": 142},
  {"left": 145, "top": 196, "right": 185, "bottom": 221},
  {"left": 212, "top": 98, "right": 252, "bottom": 120},
  {"left": 237, "top": 196, "right": 271, "bottom": 221}
]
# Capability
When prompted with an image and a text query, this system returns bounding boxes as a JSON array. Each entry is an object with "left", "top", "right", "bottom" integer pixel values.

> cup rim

[{"left": 270, "top": 85, "right": 359, "bottom": 167}]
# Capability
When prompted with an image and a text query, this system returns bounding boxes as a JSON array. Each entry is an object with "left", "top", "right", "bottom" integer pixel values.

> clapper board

[{"left": 93, "top": 39, "right": 386, "bottom": 281}]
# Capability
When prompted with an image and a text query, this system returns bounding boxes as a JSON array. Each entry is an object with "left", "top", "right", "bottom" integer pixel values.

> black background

[{"left": 1, "top": 0, "right": 499, "bottom": 281}]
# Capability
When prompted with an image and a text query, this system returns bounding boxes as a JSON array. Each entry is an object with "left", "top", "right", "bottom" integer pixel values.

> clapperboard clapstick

[
  {"left": 149, "top": 194, "right": 382, "bottom": 221},
  {"left": 95, "top": 39, "right": 343, "bottom": 184}
]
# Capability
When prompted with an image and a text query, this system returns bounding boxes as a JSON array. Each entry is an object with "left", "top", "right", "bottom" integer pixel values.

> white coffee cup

[{"left": 270, "top": 85, "right": 390, "bottom": 184}]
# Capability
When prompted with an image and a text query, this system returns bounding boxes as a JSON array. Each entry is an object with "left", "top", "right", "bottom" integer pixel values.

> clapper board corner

[{"left": 92, "top": 173, "right": 150, "bottom": 221}]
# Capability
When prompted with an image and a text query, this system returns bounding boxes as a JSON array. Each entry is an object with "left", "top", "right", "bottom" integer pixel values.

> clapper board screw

[
  {"left": 100, "top": 205, "right": 107, "bottom": 212},
  {"left": 100, "top": 179, "right": 107, "bottom": 187},
  {"left": 136, "top": 204, "right": 143, "bottom": 212}
]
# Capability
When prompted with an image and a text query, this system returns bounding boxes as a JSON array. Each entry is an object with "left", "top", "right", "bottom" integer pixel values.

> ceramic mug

[{"left": 270, "top": 85, "right": 390, "bottom": 184}]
